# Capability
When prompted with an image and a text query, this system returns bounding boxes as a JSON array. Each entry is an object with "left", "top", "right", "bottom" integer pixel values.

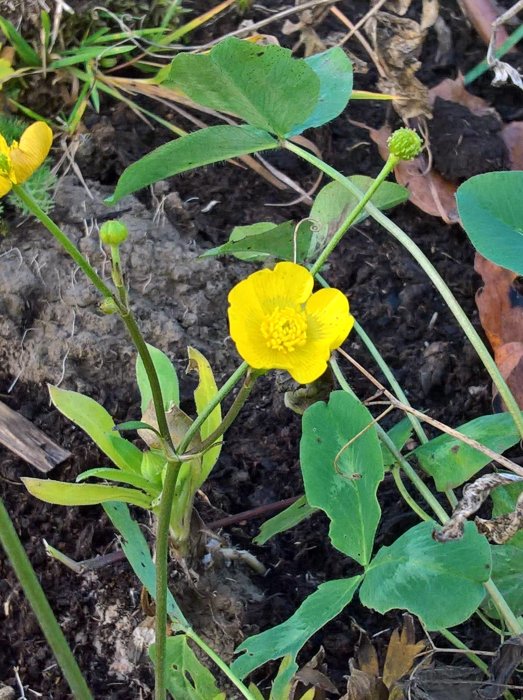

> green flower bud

[
  {"left": 99, "top": 219, "right": 128, "bottom": 246},
  {"left": 387, "top": 128, "right": 422, "bottom": 161},
  {"left": 99, "top": 297, "right": 119, "bottom": 315}
]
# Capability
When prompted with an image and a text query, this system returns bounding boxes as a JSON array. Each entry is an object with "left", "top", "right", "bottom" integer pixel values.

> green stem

[
  {"left": 186, "top": 629, "right": 258, "bottom": 700},
  {"left": 284, "top": 141, "right": 523, "bottom": 440},
  {"left": 483, "top": 579, "right": 523, "bottom": 636},
  {"left": 391, "top": 466, "right": 432, "bottom": 522},
  {"left": 437, "top": 628, "right": 489, "bottom": 673},
  {"left": 154, "top": 361, "right": 249, "bottom": 700},
  {"left": 0, "top": 499, "right": 93, "bottom": 700},
  {"left": 309, "top": 155, "right": 397, "bottom": 276},
  {"left": 12, "top": 184, "right": 113, "bottom": 299}
]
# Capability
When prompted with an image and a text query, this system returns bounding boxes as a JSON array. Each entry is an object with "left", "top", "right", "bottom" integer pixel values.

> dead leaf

[
  {"left": 478, "top": 635, "right": 523, "bottom": 699},
  {"left": 501, "top": 121, "right": 523, "bottom": 169},
  {"left": 459, "top": 0, "right": 510, "bottom": 49},
  {"left": 342, "top": 661, "right": 389, "bottom": 700},
  {"left": 428, "top": 75, "right": 494, "bottom": 116},
  {"left": 382, "top": 615, "right": 427, "bottom": 688},
  {"left": 294, "top": 647, "right": 339, "bottom": 697},
  {"left": 369, "top": 125, "right": 459, "bottom": 222},
  {"left": 474, "top": 254, "right": 523, "bottom": 409}
]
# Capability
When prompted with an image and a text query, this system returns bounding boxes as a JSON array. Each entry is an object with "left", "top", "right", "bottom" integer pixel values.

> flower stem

[
  {"left": 437, "top": 628, "right": 489, "bottom": 673},
  {"left": 483, "top": 579, "right": 523, "bottom": 635},
  {"left": 154, "top": 361, "right": 249, "bottom": 700},
  {"left": 0, "top": 498, "right": 93, "bottom": 699},
  {"left": 284, "top": 141, "right": 523, "bottom": 440},
  {"left": 186, "top": 629, "right": 258, "bottom": 700}
]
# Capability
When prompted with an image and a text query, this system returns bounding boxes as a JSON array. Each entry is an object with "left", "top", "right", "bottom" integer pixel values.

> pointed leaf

[
  {"left": 232, "top": 577, "right": 362, "bottom": 695},
  {"left": 136, "top": 343, "right": 179, "bottom": 414},
  {"left": 187, "top": 347, "right": 222, "bottom": 485},
  {"left": 150, "top": 635, "right": 225, "bottom": 700},
  {"left": 254, "top": 496, "right": 317, "bottom": 545},
  {"left": 288, "top": 47, "right": 353, "bottom": 136},
  {"left": 108, "top": 125, "right": 277, "bottom": 204},
  {"left": 49, "top": 385, "right": 142, "bottom": 473},
  {"left": 169, "top": 37, "right": 319, "bottom": 137},
  {"left": 412, "top": 412, "right": 523, "bottom": 491},
  {"left": 300, "top": 391, "right": 384, "bottom": 565},
  {"left": 202, "top": 220, "right": 313, "bottom": 263},
  {"left": 76, "top": 467, "right": 159, "bottom": 496},
  {"left": 359, "top": 521, "right": 491, "bottom": 630},
  {"left": 103, "top": 502, "right": 188, "bottom": 628},
  {"left": 22, "top": 478, "right": 152, "bottom": 509},
  {"left": 457, "top": 171, "right": 523, "bottom": 276}
]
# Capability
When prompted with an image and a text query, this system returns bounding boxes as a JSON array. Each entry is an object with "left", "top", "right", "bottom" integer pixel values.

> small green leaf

[
  {"left": 187, "top": 347, "right": 222, "bottom": 486},
  {"left": 232, "top": 577, "right": 362, "bottom": 695},
  {"left": 107, "top": 125, "right": 277, "bottom": 204},
  {"left": 360, "top": 521, "right": 491, "bottom": 630},
  {"left": 254, "top": 496, "right": 317, "bottom": 545},
  {"left": 49, "top": 385, "right": 142, "bottom": 474},
  {"left": 202, "top": 220, "right": 313, "bottom": 263},
  {"left": 76, "top": 467, "right": 159, "bottom": 496},
  {"left": 491, "top": 481, "right": 523, "bottom": 548},
  {"left": 136, "top": 343, "right": 180, "bottom": 414},
  {"left": 48, "top": 45, "right": 132, "bottom": 69},
  {"left": 381, "top": 417, "right": 413, "bottom": 470},
  {"left": 0, "top": 18, "right": 40, "bottom": 66},
  {"left": 309, "top": 177, "right": 408, "bottom": 257},
  {"left": 457, "top": 171, "right": 523, "bottom": 276},
  {"left": 412, "top": 412, "right": 523, "bottom": 491},
  {"left": 169, "top": 37, "right": 319, "bottom": 137},
  {"left": 114, "top": 420, "right": 160, "bottom": 435},
  {"left": 22, "top": 478, "right": 152, "bottom": 509},
  {"left": 482, "top": 544, "right": 523, "bottom": 619},
  {"left": 103, "top": 502, "right": 189, "bottom": 628},
  {"left": 288, "top": 47, "right": 353, "bottom": 136},
  {"left": 300, "top": 391, "right": 384, "bottom": 565},
  {"left": 150, "top": 635, "right": 225, "bottom": 700}
]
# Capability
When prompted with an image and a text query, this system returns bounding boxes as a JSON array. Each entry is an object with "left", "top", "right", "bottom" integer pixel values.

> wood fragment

[{"left": 0, "top": 400, "right": 70, "bottom": 473}]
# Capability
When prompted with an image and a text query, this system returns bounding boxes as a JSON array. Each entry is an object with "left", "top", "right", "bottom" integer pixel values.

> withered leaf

[{"left": 382, "top": 615, "right": 427, "bottom": 689}]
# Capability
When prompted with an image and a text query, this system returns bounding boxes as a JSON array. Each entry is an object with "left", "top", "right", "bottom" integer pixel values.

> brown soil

[{"left": 1, "top": 1, "right": 522, "bottom": 698}]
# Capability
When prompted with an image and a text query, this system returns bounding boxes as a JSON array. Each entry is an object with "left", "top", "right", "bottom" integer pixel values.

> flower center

[{"left": 261, "top": 306, "right": 307, "bottom": 353}]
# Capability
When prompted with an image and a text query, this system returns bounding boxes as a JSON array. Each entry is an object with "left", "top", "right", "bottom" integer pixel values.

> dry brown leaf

[
  {"left": 459, "top": 0, "right": 510, "bottom": 49},
  {"left": 341, "top": 662, "right": 389, "bottom": 700},
  {"left": 501, "top": 121, "right": 523, "bottom": 169},
  {"left": 294, "top": 647, "right": 339, "bottom": 698},
  {"left": 479, "top": 635, "right": 523, "bottom": 699},
  {"left": 474, "top": 254, "right": 523, "bottom": 409},
  {"left": 382, "top": 616, "right": 427, "bottom": 689},
  {"left": 369, "top": 125, "right": 459, "bottom": 222},
  {"left": 428, "top": 75, "right": 493, "bottom": 116}
]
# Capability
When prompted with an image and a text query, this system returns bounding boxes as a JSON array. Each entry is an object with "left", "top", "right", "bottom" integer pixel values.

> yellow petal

[
  {"left": 306, "top": 288, "right": 354, "bottom": 351},
  {"left": 247, "top": 262, "right": 313, "bottom": 314},
  {"left": 0, "top": 174, "right": 12, "bottom": 197},
  {"left": 281, "top": 340, "right": 332, "bottom": 384},
  {"left": 0, "top": 133, "right": 10, "bottom": 157},
  {"left": 10, "top": 121, "right": 53, "bottom": 183}
]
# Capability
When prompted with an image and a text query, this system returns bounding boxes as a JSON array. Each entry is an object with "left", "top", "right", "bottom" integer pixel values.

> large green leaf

[
  {"left": 254, "top": 496, "right": 317, "bottom": 546},
  {"left": 103, "top": 502, "right": 188, "bottom": 628},
  {"left": 49, "top": 385, "right": 142, "bottom": 474},
  {"left": 232, "top": 577, "right": 362, "bottom": 695},
  {"left": 201, "top": 220, "right": 313, "bottom": 263},
  {"left": 169, "top": 37, "right": 319, "bottom": 137},
  {"left": 136, "top": 343, "right": 179, "bottom": 414},
  {"left": 300, "top": 391, "right": 384, "bottom": 565},
  {"left": 309, "top": 177, "right": 408, "bottom": 257},
  {"left": 22, "top": 478, "right": 152, "bottom": 509},
  {"left": 76, "top": 467, "right": 159, "bottom": 496},
  {"left": 359, "top": 521, "right": 491, "bottom": 630},
  {"left": 457, "top": 171, "right": 523, "bottom": 275},
  {"left": 150, "top": 635, "right": 225, "bottom": 700},
  {"left": 482, "top": 544, "right": 523, "bottom": 619},
  {"left": 288, "top": 47, "right": 353, "bottom": 135},
  {"left": 412, "top": 412, "right": 523, "bottom": 491},
  {"left": 107, "top": 125, "right": 277, "bottom": 204}
]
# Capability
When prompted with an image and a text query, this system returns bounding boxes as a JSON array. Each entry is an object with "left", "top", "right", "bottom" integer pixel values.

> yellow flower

[
  {"left": 228, "top": 262, "right": 354, "bottom": 384},
  {"left": 0, "top": 121, "right": 53, "bottom": 197}
]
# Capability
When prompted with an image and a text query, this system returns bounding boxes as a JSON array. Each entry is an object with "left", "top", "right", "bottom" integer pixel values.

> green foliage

[
  {"left": 232, "top": 577, "right": 362, "bottom": 695},
  {"left": 8, "top": 162, "right": 57, "bottom": 216},
  {"left": 381, "top": 417, "right": 413, "bottom": 470},
  {"left": 107, "top": 125, "right": 277, "bottom": 204},
  {"left": 150, "top": 635, "right": 225, "bottom": 700},
  {"left": 21, "top": 478, "right": 153, "bottom": 508},
  {"left": 482, "top": 544, "right": 523, "bottom": 619},
  {"left": 491, "top": 481, "right": 523, "bottom": 548},
  {"left": 359, "top": 521, "right": 492, "bottom": 630},
  {"left": 254, "top": 496, "right": 317, "bottom": 545},
  {"left": 457, "top": 171, "right": 523, "bottom": 276},
  {"left": 136, "top": 343, "right": 180, "bottom": 413},
  {"left": 300, "top": 391, "right": 384, "bottom": 565},
  {"left": 412, "top": 412, "right": 523, "bottom": 491}
]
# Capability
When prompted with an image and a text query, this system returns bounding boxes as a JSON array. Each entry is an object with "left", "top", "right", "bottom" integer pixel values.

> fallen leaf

[
  {"left": 478, "top": 635, "right": 523, "bottom": 699},
  {"left": 459, "top": 0, "right": 510, "bottom": 49},
  {"left": 501, "top": 121, "right": 523, "bottom": 169},
  {"left": 474, "top": 254, "right": 523, "bottom": 409},
  {"left": 428, "top": 75, "right": 493, "bottom": 116},
  {"left": 369, "top": 125, "right": 458, "bottom": 222},
  {"left": 382, "top": 615, "right": 427, "bottom": 689}
]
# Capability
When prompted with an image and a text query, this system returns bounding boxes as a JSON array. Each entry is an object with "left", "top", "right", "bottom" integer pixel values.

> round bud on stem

[
  {"left": 99, "top": 220, "right": 128, "bottom": 246},
  {"left": 99, "top": 297, "right": 119, "bottom": 315},
  {"left": 387, "top": 128, "right": 422, "bottom": 161}
]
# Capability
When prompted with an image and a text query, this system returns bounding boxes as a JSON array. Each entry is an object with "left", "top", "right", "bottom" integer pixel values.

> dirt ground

[{"left": 1, "top": 1, "right": 522, "bottom": 698}]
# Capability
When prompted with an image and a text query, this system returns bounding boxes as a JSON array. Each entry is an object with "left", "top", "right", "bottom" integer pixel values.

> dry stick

[
  {"left": 335, "top": 0, "right": 389, "bottom": 46},
  {"left": 208, "top": 496, "right": 301, "bottom": 530},
  {"left": 337, "top": 347, "right": 523, "bottom": 479},
  {"left": 329, "top": 5, "right": 387, "bottom": 77}
]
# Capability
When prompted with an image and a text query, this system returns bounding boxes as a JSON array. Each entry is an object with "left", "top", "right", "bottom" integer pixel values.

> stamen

[{"left": 261, "top": 306, "right": 307, "bottom": 353}]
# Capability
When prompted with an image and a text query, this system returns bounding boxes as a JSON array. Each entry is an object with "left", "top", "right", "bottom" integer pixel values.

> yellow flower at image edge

[
  {"left": 228, "top": 262, "right": 354, "bottom": 384},
  {"left": 0, "top": 121, "right": 53, "bottom": 197}
]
